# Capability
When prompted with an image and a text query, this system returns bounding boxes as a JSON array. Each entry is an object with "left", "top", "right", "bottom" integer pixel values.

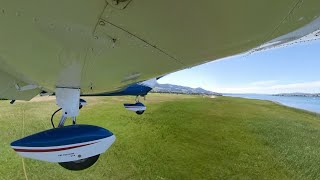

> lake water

[{"left": 224, "top": 94, "right": 320, "bottom": 113}]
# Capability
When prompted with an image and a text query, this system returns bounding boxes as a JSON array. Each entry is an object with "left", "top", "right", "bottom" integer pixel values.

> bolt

[{"left": 99, "top": 20, "right": 105, "bottom": 26}]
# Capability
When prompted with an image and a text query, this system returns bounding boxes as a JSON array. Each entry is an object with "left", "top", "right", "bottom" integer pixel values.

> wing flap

[{"left": 0, "top": 70, "right": 40, "bottom": 101}]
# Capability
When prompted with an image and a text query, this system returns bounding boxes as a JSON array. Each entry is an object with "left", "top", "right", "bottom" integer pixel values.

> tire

[
  {"left": 136, "top": 110, "right": 144, "bottom": 115},
  {"left": 58, "top": 154, "right": 100, "bottom": 171}
]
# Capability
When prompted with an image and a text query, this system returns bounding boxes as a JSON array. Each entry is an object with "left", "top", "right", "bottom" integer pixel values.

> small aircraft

[{"left": 2, "top": 0, "right": 320, "bottom": 171}]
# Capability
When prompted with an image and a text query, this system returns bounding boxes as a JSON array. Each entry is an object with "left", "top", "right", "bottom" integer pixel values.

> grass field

[{"left": 1, "top": 94, "right": 320, "bottom": 179}]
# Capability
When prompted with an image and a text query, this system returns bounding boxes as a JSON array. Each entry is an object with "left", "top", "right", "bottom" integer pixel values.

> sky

[{"left": 158, "top": 40, "right": 320, "bottom": 94}]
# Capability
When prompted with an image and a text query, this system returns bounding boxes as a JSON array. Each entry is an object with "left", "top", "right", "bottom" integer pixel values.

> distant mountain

[
  {"left": 152, "top": 83, "right": 222, "bottom": 96},
  {"left": 273, "top": 93, "right": 320, "bottom": 97}
]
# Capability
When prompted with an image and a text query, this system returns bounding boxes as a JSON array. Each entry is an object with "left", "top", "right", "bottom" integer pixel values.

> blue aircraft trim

[
  {"left": 109, "top": 84, "right": 152, "bottom": 96},
  {"left": 11, "top": 125, "right": 113, "bottom": 147},
  {"left": 83, "top": 83, "right": 152, "bottom": 97},
  {"left": 124, "top": 102, "right": 145, "bottom": 107}
]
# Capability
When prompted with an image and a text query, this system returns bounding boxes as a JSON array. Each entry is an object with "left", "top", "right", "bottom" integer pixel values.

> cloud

[
  {"left": 249, "top": 80, "right": 279, "bottom": 86},
  {"left": 214, "top": 81, "right": 320, "bottom": 94}
]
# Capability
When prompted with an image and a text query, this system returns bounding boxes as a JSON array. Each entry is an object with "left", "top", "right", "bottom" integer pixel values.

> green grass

[{"left": 1, "top": 94, "right": 320, "bottom": 179}]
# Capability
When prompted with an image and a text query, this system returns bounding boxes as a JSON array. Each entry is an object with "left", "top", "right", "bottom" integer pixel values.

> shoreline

[
  {"left": 226, "top": 95, "right": 320, "bottom": 115},
  {"left": 269, "top": 100, "right": 320, "bottom": 115}
]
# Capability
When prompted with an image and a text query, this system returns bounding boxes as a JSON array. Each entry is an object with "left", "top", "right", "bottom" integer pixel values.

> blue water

[{"left": 224, "top": 94, "right": 320, "bottom": 113}]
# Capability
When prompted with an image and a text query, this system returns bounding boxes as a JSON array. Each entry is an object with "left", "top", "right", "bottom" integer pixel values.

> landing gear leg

[
  {"left": 54, "top": 88, "right": 100, "bottom": 171},
  {"left": 135, "top": 95, "right": 140, "bottom": 103},
  {"left": 135, "top": 95, "right": 145, "bottom": 115}
]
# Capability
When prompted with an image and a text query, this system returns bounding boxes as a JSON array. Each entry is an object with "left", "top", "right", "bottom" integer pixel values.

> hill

[{"left": 152, "top": 83, "right": 222, "bottom": 95}]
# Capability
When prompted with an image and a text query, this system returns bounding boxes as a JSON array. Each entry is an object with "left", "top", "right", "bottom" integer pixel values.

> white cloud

[
  {"left": 213, "top": 81, "right": 320, "bottom": 94},
  {"left": 249, "top": 80, "right": 279, "bottom": 86}
]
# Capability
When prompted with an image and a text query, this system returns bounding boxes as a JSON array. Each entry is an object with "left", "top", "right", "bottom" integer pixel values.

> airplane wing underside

[
  {"left": 0, "top": 0, "right": 320, "bottom": 99},
  {"left": 0, "top": 69, "right": 41, "bottom": 100}
]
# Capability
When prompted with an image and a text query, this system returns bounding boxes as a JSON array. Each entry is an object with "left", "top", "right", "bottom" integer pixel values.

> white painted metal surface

[
  {"left": 124, "top": 105, "right": 146, "bottom": 112},
  {"left": 139, "top": 78, "right": 157, "bottom": 88},
  {"left": 55, "top": 88, "right": 80, "bottom": 117}
]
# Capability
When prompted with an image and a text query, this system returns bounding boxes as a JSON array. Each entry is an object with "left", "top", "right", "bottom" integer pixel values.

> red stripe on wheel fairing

[{"left": 13, "top": 142, "right": 98, "bottom": 152}]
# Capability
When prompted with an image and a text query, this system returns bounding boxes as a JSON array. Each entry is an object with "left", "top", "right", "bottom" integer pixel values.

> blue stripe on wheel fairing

[{"left": 11, "top": 125, "right": 113, "bottom": 147}]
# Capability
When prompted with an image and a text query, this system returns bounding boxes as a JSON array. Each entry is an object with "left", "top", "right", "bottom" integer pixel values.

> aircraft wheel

[
  {"left": 58, "top": 154, "right": 100, "bottom": 171},
  {"left": 136, "top": 110, "right": 145, "bottom": 115}
]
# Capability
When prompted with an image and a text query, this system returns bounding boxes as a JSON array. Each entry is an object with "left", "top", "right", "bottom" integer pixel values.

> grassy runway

[{"left": 1, "top": 94, "right": 320, "bottom": 179}]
